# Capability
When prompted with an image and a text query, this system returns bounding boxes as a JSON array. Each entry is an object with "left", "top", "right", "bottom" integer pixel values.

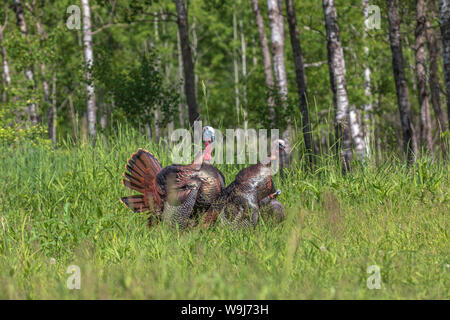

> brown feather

[{"left": 120, "top": 195, "right": 150, "bottom": 213}]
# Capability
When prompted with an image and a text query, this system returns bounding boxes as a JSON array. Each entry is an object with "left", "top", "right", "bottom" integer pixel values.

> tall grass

[{"left": 0, "top": 127, "right": 448, "bottom": 299}]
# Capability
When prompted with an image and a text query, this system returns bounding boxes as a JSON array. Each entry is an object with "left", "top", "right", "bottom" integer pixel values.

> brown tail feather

[
  {"left": 120, "top": 195, "right": 149, "bottom": 213},
  {"left": 121, "top": 149, "right": 164, "bottom": 214}
]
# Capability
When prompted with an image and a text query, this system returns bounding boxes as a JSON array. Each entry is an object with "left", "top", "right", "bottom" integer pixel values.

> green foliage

[
  {"left": 0, "top": 88, "right": 49, "bottom": 147},
  {"left": 0, "top": 101, "right": 49, "bottom": 147},
  {"left": 0, "top": 130, "right": 448, "bottom": 299},
  {"left": 105, "top": 52, "right": 179, "bottom": 127},
  {"left": 0, "top": 0, "right": 448, "bottom": 299},
  {"left": 0, "top": 0, "right": 447, "bottom": 157}
]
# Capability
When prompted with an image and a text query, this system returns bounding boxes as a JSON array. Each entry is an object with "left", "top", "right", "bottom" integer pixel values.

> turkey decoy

[
  {"left": 203, "top": 139, "right": 287, "bottom": 228},
  {"left": 120, "top": 126, "right": 225, "bottom": 228}
]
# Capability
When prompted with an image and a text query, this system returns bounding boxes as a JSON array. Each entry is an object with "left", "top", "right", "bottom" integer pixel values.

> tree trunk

[
  {"left": 285, "top": 0, "right": 314, "bottom": 165},
  {"left": 267, "top": 0, "right": 291, "bottom": 165},
  {"left": 33, "top": 6, "right": 54, "bottom": 140},
  {"left": 362, "top": 0, "right": 373, "bottom": 160},
  {"left": 439, "top": 0, "right": 450, "bottom": 128},
  {"left": 233, "top": 6, "right": 240, "bottom": 125},
  {"left": 81, "top": 0, "right": 96, "bottom": 138},
  {"left": 68, "top": 94, "right": 78, "bottom": 141},
  {"left": 266, "top": 0, "right": 288, "bottom": 107},
  {"left": 349, "top": 106, "right": 365, "bottom": 161},
  {"left": 48, "top": 71, "right": 56, "bottom": 145},
  {"left": 251, "top": 0, "right": 275, "bottom": 123},
  {"left": 12, "top": 0, "right": 39, "bottom": 124},
  {"left": 192, "top": 19, "right": 199, "bottom": 95},
  {"left": 427, "top": 0, "right": 447, "bottom": 157},
  {"left": 323, "top": 0, "right": 353, "bottom": 172},
  {"left": 153, "top": 13, "right": 160, "bottom": 142},
  {"left": 0, "top": 24, "right": 11, "bottom": 102},
  {"left": 387, "top": 0, "right": 418, "bottom": 162},
  {"left": 177, "top": 31, "right": 185, "bottom": 128},
  {"left": 415, "top": 0, "right": 433, "bottom": 153},
  {"left": 161, "top": 11, "right": 174, "bottom": 138},
  {"left": 174, "top": 0, "right": 199, "bottom": 128},
  {"left": 239, "top": 6, "right": 248, "bottom": 131}
]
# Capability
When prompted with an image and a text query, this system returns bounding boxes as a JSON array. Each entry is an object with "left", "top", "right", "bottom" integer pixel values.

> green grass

[{"left": 0, "top": 129, "right": 448, "bottom": 299}]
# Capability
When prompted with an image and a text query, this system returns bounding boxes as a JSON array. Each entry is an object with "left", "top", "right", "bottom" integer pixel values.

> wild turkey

[
  {"left": 203, "top": 139, "right": 287, "bottom": 228},
  {"left": 259, "top": 190, "right": 287, "bottom": 223},
  {"left": 120, "top": 126, "right": 225, "bottom": 228}
]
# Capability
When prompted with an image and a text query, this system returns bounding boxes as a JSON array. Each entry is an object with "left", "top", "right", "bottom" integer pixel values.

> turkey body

[
  {"left": 156, "top": 162, "right": 225, "bottom": 220},
  {"left": 204, "top": 162, "right": 282, "bottom": 228},
  {"left": 203, "top": 139, "right": 287, "bottom": 228},
  {"left": 121, "top": 148, "right": 225, "bottom": 228}
]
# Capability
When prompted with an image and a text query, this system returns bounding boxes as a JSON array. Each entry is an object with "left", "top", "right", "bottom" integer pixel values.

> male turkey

[
  {"left": 120, "top": 126, "right": 225, "bottom": 228},
  {"left": 203, "top": 139, "right": 287, "bottom": 228}
]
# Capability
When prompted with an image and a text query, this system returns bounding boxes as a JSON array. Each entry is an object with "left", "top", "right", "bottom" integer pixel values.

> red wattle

[{"left": 204, "top": 142, "right": 212, "bottom": 161}]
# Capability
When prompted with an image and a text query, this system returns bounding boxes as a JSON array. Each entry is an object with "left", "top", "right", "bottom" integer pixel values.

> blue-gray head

[{"left": 202, "top": 126, "right": 215, "bottom": 143}]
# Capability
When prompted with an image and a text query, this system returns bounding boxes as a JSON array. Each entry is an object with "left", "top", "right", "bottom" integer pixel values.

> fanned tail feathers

[{"left": 120, "top": 148, "right": 163, "bottom": 213}]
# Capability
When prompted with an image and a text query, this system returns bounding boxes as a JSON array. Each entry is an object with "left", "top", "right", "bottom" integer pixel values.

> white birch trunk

[
  {"left": 233, "top": 7, "right": 240, "bottom": 125},
  {"left": 239, "top": 8, "right": 248, "bottom": 131},
  {"left": 153, "top": 13, "right": 160, "bottom": 142},
  {"left": 68, "top": 94, "right": 78, "bottom": 140},
  {"left": 349, "top": 106, "right": 365, "bottom": 161},
  {"left": 49, "top": 72, "right": 57, "bottom": 145},
  {"left": 266, "top": 0, "right": 288, "bottom": 103},
  {"left": 0, "top": 23, "right": 11, "bottom": 102},
  {"left": 267, "top": 0, "right": 291, "bottom": 157},
  {"left": 251, "top": 0, "right": 275, "bottom": 123},
  {"left": 81, "top": 0, "right": 96, "bottom": 137},
  {"left": 177, "top": 31, "right": 185, "bottom": 128},
  {"left": 161, "top": 11, "right": 174, "bottom": 139},
  {"left": 362, "top": 0, "right": 372, "bottom": 160},
  {"left": 323, "top": 0, "right": 353, "bottom": 170}
]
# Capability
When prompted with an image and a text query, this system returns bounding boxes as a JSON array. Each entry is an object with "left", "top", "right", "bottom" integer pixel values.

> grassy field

[{"left": 0, "top": 129, "right": 448, "bottom": 299}]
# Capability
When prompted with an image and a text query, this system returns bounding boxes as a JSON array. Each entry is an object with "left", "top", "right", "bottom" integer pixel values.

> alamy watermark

[
  {"left": 66, "top": 5, "right": 81, "bottom": 30},
  {"left": 67, "top": 265, "right": 81, "bottom": 290},
  {"left": 366, "top": 265, "right": 381, "bottom": 289},
  {"left": 170, "top": 121, "right": 282, "bottom": 174},
  {"left": 364, "top": 5, "right": 381, "bottom": 30}
]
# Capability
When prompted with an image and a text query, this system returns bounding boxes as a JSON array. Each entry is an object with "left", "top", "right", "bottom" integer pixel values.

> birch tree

[
  {"left": 267, "top": 0, "right": 291, "bottom": 168},
  {"left": 49, "top": 71, "right": 56, "bottom": 145},
  {"left": 233, "top": 5, "right": 240, "bottom": 125},
  {"left": 266, "top": 0, "right": 288, "bottom": 109},
  {"left": 323, "top": 0, "right": 353, "bottom": 171},
  {"left": 349, "top": 106, "right": 365, "bottom": 161},
  {"left": 285, "top": 0, "right": 314, "bottom": 165},
  {"left": 387, "top": 0, "right": 417, "bottom": 162},
  {"left": 251, "top": 0, "right": 275, "bottom": 122},
  {"left": 362, "top": 0, "right": 373, "bottom": 159},
  {"left": 153, "top": 13, "right": 160, "bottom": 142},
  {"left": 175, "top": 0, "right": 199, "bottom": 127},
  {"left": 177, "top": 31, "right": 185, "bottom": 127},
  {"left": 0, "top": 4, "right": 11, "bottom": 102},
  {"left": 415, "top": 0, "right": 433, "bottom": 152},
  {"left": 239, "top": 5, "right": 248, "bottom": 130},
  {"left": 12, "top": 0, "right": 39, "bottom": 124},
  {"left": 438, "top": 0, "right": 450, "bottom": 128},
  {"left": 81, "top": 0, "right": 96, "bottom": 137}
]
